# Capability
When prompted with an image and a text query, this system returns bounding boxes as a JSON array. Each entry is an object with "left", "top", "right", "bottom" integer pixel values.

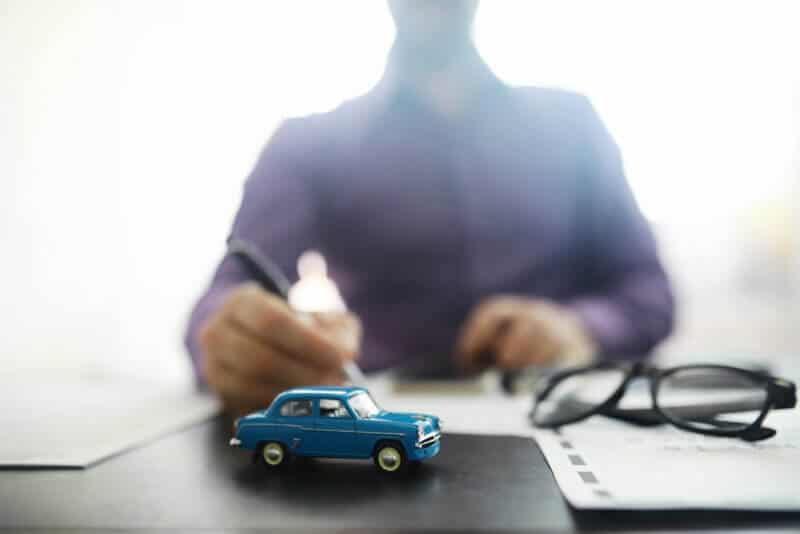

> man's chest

[{"left": 316, "top": 115, "right": 584, "bottom": 294}]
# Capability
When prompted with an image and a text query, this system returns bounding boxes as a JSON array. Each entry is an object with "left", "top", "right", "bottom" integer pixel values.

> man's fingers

[
  {"left": 311, "top": 311, "right": 362, "bottom": 359},
  {"left": 524, "top": 305, "right": 565, "bottom": 366},
  {"left": 204, "top": 341, "right": 342, "bottom": 416},
  {"left": 496, "top": 318, "right": 535, "bottom": 369},
  {"left": 457, "top": 297, "right": 519, "bottom": 365},
  {"left": 496, "top": 315, "right": 558, "bottom": 369},
  {"left": 204, "top": 351, "right": 281, "bottom": 413},
  {"left": 455, "top": 295, "right": 598, "bottom": 373},
  {"left": 227, "top": 284, "right": 345, "bottom": 369},
  {"left": 206, "top": 318, "right": 323, "bottom": 387}
]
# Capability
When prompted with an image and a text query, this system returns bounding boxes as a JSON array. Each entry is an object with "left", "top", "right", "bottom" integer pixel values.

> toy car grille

[{"left": 417, "top": 431, "right": 441, "bottom": 448}]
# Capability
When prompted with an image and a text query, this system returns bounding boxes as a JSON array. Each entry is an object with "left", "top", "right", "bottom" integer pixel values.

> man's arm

[
  {"left": 565, "top": 96, "right": 675, "bottom": 358},
  {"left": 457, "top": 94, "right": 674, "bottom": 370}
]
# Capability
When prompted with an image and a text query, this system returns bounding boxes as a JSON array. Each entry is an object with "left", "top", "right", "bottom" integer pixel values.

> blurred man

[{"left": 186, "top": 0, "right": 674, "bottom": 415}]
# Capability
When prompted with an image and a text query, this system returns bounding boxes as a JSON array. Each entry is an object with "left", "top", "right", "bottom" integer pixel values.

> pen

[{"left": 226, "top": 237, "right": 366, "bottom": 386}]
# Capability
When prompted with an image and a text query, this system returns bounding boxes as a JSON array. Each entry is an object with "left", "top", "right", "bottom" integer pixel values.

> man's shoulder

[
  {"left": 507, "top": 85, "right": 590, "bottom": 117},
  {"left": 261, "top": 93, "right": 374, "bottom": 166},
  {"left": 500, "top": 86, "right": 597, "bottom": 137},
  {"left": 275, "top": 92, "right": 375, "bottom": 139}
]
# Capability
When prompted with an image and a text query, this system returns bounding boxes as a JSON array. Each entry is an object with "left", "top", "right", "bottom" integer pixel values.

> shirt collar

[{"left": 369, "top": 42, "right": 507, "bottom": 115}]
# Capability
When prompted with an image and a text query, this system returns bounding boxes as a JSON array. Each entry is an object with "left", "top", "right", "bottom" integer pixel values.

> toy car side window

[
  {"left": 319, "top": 399, "right": 351, "bottom": 418},
  {"left": 279, "top": 399, "right": 313, "bottom": 417}
]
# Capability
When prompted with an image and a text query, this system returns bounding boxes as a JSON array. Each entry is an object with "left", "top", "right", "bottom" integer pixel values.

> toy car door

[
  {"left": 310, "top": 398, "right": 357, "bottom": 457},
  {"left": 275, "top": 398, "right": 314, "bottom": 454}
]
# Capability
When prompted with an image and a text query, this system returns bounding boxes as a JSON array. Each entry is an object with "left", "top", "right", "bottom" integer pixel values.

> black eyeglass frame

[{"left": 531, "top": 361, "right": 797, "bottom": 442}]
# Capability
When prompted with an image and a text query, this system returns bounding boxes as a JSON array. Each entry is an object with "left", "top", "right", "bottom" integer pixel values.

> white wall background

[{"left": 2, "top": 0, "right": 799, "bottom": 385}]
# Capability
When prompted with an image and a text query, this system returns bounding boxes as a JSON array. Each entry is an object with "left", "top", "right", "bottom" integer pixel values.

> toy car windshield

[{"left": 348, "top": 391, "right": 381, "bottom": 418}]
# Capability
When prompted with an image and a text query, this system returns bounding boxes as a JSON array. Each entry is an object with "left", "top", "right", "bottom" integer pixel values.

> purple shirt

[{"left": 185, "top": 55, "right": 674, "bottom": 380}]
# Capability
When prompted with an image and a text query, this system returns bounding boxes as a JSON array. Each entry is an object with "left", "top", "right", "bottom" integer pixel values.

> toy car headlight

[{"left": 417, "top": 423, "right": 424, "bottom": 440}]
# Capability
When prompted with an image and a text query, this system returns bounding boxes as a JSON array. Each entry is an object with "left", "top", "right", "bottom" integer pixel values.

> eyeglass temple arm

[{"left": 683, "top": 414, "right": 777, "bottom": 442}]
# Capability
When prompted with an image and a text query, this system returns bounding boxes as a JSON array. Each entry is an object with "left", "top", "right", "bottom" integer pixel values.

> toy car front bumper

[
  {"left": 408, "top": 439, "right": 440, "bottom": 461},
  {"left": 229, "top": 437, "right": 241, "bottom": 447}
]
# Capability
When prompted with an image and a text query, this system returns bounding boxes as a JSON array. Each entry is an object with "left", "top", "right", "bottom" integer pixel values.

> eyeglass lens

[
  {"left": 656, "top": 367, "right": 768, "bottom": 432},
  {"left": 533, "top": 368, "right": 628, "bottom": 427}
]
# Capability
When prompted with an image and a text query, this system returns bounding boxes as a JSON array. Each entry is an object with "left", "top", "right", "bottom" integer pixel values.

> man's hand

[
  {"left": 456, "top": 296, "right": 596, "bottom": 372},
  {"left": 198, "top": 282, "right": 362, "bottom": 417}
]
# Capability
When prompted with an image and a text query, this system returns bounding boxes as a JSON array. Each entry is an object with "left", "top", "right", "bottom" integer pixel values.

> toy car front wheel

[
  {"left": 374, "top": 442, "right": 406, "bottom": 473},
  {"left": 260, "top": 442, "right": 287, "bottom": 468}
]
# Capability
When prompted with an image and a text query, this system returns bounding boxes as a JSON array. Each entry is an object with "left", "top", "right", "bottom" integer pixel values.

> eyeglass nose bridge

[{"left": 639, "top": 364, "right": 661, "bottom": 380}]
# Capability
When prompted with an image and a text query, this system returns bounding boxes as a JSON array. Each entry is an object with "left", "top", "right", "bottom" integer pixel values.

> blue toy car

[{"left": 229, "top": 386, "right": 441, "bottom": 472}]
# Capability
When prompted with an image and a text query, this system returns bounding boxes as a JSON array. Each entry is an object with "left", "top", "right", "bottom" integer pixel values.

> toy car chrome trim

[
  {"left": 415, "top": 431, "right": 441, "bottom": 448},
  {"left": 235, "top": 421, "right": 407, "bottom": 437}
]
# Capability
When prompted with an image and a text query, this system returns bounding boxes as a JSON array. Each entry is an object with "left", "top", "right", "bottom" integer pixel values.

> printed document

[{"left": 533, "top": 411, "right": 800, "bottom": 510}]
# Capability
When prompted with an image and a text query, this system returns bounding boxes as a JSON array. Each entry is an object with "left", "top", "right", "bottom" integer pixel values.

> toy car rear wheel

[
  {"left": 373, "top": 441, "right": 406, "bottom": 473},
  {"left": 260, "top": 441, "right": 287, "bottom": 468}
]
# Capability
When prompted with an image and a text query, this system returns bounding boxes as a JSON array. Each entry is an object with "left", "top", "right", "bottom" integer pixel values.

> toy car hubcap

[
  {"left": 378, "top": 447, "right": 401, "bottom": 471},
  {"left": 263, "top": 443, "right": 283, "bottom": 465}
]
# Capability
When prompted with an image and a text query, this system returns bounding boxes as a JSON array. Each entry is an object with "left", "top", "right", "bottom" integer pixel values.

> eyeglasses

[{"left": 530, "top": 362, "right": 796, "bottom": 441}]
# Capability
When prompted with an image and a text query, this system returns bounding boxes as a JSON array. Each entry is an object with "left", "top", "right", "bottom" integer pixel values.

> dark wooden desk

[{"left": 1, "top": 417, "right": 798, "bottom": 532}]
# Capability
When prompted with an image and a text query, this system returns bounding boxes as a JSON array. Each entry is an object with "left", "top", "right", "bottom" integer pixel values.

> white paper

[
  {"left": 1, "top": 378, "right": 219, "bottom": 468},
  {"left": 533, "top": 411, "right": 800, "bottom": 510},
  {"left": 367, "top": 374, "right": 535, "bottom": 437}
]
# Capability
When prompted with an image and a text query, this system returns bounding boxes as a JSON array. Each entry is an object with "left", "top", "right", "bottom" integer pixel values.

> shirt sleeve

[
  {"left": 184, "top": 118, "right": 320, "bottom": 384},
  {"left": 565, "top": 96, "right": 675, "bottom": 358}
]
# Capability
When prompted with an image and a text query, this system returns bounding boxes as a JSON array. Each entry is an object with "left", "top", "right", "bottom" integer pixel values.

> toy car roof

[{"left": 275, "top": 386, "right": 369, "bottom": 401}]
